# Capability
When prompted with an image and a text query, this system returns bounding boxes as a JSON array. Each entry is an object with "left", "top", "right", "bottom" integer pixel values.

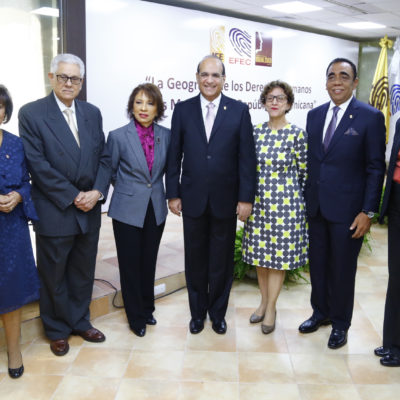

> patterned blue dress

[{"left": 0, "top": 130, "right": 40, "bottom": 314}]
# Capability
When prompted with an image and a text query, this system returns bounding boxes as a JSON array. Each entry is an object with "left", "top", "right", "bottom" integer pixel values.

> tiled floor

[{"left": 1, "top": 221, "right": 399, "bottom": 399}]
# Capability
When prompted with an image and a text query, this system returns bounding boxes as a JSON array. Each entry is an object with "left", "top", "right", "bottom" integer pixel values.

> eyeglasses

[
  {"left": 198, "top": 72, "right": 224, "bottom": 80},
  {"left": 265, "top": 95, "right": 287, "bottom": 103},
  {"left": 56, "top": 74, "right": 82, "bottom": 85}
]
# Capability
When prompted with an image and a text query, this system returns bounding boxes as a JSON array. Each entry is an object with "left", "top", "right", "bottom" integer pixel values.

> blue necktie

[{"left": 323, "top": 106, "right": 340, "bottom": 152}]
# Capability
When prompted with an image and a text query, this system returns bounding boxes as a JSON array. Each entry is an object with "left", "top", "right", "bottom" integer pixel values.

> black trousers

[
  {"left": 112, "top": 202, "right": 165, "bottom": 331},
  {"left": 36, "top": 230, "right": 100, "bottom": 340},
  {"left": 383, "top": 183, "right": 400, "bottom": 355},
  {"left": 183, "top": 206, "right": 237, "bottom": 321},
  {"left": 308, "top": 211, "right": 363, "bottom": 331}
]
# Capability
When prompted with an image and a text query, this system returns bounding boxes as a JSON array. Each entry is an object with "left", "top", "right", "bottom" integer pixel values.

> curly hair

[{"left": 260, "top": 80, "right": 294, "bottom": 113}]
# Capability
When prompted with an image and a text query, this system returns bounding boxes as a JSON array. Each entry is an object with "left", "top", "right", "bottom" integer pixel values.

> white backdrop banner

[{"left": 86, "top": 0, "right": 359, "bottom": 135}]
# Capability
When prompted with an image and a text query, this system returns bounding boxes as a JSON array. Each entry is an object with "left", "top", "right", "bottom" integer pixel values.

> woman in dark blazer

[
  {"left": 0, "top": 84, "right": 40, "bottom": 378},
  {"left": 107, "top": 83, "right": 170, "bottom": 337}
]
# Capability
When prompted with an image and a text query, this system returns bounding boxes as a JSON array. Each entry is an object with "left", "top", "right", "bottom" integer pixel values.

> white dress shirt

[{"left": 322, "top": 96, "right": 353, "bottom": 141}]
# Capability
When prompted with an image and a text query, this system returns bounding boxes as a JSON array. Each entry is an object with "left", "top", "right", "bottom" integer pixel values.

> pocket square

[{"left": 344, "top": 128, "right": 359, "bottom": 136}]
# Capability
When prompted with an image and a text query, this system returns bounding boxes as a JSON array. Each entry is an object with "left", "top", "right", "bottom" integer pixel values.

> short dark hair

[
  {"left": 260, "top": 80, "right": 294, "bottom": 114},
  {"left": 127, "top": 83, "right": 165, "bottom": 122},
  {"left": 326, "top": 58, "right": 357, "bottom": 81},
  {"left": 0, "top": 84, "right": 13, "bottom": 124},
  {"left": 197, "top": 55, "right": 226, "bottom": 76}
]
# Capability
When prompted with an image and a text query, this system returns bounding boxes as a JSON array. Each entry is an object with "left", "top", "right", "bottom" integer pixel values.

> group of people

[{"left": 1, "top": 52, "right": 399, "bottom": 381}]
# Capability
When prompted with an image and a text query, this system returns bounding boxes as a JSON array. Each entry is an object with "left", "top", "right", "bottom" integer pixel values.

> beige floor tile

[
  {"left": 69, "top": 347, "right": 130, "bottom": 378},
  {"left": 0, "top": 374, "right": 62, "bottom": 400},
  {"left": 180, "top": 381, "right": 239, "bottom": 400},
  {"left": 291, "top": 354, "right": 352, "bottom": 384},
  {"left": 298, "top": 384, "right": 362, "bottom": 400},
  {"left": 132, "top": 326, "right": 187, "bottom": 351},
  {"left": 284, "top": 328, "right": 330, "bottom": 355},
  {"left": 155, "top": 304, "right": 191, "bottom": 327},
  {"left": 186, "top": 324, "right": 236, "bottom": 352},
  {"left": 22, "top": 343, "right": 81, "bottom": 375},
  {"left": 182, "top": 351, "right": 238, "bottom": 382},
  {"left": 239, "top": 383, "right": 301, "bottom": 400},
  {"left": 236, "top": 327, "right": 288, "bottom": 353},
  {"left": 125, "top": 350, "right": 184, "bottom": 380},
  {"left": 346, "top": 355, "right": 400, "bottom": 384},
  {"left": 356, "top": 384, "right": 400, "bottom": 400},
  {"left": 116, "top": 379, "right": 180, "bottom": 400},
  {"left": 239, "top": 352, "right": 295, "bottom": 383},
  {"left": 233, "top": 290, "right": 262, "bottom": 308},
  {"left": 52, "top": 375, "right": 119, "bottom": 400},
  {"left": 276, "top": 308, "right": 313, "bottom": 331}
]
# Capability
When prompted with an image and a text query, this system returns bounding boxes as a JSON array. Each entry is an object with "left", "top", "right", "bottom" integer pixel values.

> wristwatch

[{"left": 362, "top": 210, "right": 375, "bottom": 219}]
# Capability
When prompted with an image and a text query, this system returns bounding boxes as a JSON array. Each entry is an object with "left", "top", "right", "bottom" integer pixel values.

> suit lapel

[
  {"left": 325, "top": 98, "right": 358, "bottom": 154},
  {"left": 209, "top": 94, "right": 229, "bottom": 143},
  {"left": 44, "top": 93, "right": 80, "bottom": 165},
  {"left": 193, "top": 95, "right": 208, "bottom": 143},
  {"left": 125, "top": 121, "right": 151, "bottom": 180},
  {"left": 75, "top": 100, "right": 93, "bottom": 174},
  {"left": 315, "top": 103, "right": 329, "bottom": 159}
]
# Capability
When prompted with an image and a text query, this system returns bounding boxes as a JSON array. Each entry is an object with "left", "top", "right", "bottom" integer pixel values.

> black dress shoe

[
  {"left": 328, "top": 328, "right": 347, "bottom": 349},
  {"left": 8, "top": 364, "right": 24, "bottom": 379},
  {"left": 299, "top": 316, "right": 331, "bottom": 333},
  {"left": 212, "top": 319, "right": 227, "bottom": 335},
  {"left": 380, "top": 353, "right": 400, "bottom": 367},
  {"left": 189, "top": 318, "right": 204, "bottom": 334},
  {"left": 374, "top": 346, "right": 390, "bottom": 357},
  {"left": 146, "top": 316, "right": 157, "bottom": 325},
  {"left": 131, "top": 326, "right": 146, "bottom": 337}
]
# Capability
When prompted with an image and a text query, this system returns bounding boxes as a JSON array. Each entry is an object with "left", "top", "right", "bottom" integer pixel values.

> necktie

[
  {"left": 323, "top": 106, "right": 340, "bottom": 151},
  {"left": 205, "top": 102, "right": 216, "bottom": 141},
  {"left": 63, "top": 108, "right": 80, "bottom": 146}
]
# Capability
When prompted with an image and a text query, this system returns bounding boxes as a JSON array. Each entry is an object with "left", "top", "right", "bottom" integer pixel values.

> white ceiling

[{"left": 158, "top": 0, "right": 400, "bottom": 40}]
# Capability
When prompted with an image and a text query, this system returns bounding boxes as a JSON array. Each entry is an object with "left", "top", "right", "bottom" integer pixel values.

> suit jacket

[
  {"left": 166, "top": 93, "right": 256, "bottom": 219},
  {"left": 107, "top": 121, "right": 170, "bottom": 227},
  {"left": 305, "top": 97, "right": 386, "bottom": 223},
  {"left": 18, "top": 92, "right": 111, "bottom": 236},
  {"left": 380, "top": 118, "right": 400, "bottom": 221}
]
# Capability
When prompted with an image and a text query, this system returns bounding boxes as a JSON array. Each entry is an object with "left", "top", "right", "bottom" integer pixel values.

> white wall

[{"left": 86, "top": 0, "right": 359, "bottom": 135}]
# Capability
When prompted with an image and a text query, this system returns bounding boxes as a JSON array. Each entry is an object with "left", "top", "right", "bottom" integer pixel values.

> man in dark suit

[
  {"left": 166, "top": 55, "right": 256, "bottom": 334},
  {"left": 19, "top": 54, "right": 111, "bottom": 356},
  {"left": 298, "top": 58, "right": 386, "bottom": 349},
  {"left": 374, "top": 118, "right": 400, "bottom": 366}
]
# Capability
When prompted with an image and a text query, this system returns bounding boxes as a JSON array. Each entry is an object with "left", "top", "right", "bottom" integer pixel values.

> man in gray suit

[{"left": 19, "top": 54, "right": 111, "bottom": 356}]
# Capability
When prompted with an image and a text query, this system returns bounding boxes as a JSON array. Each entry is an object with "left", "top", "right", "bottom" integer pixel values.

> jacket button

[
  {"left": 207, "top": 155, "right": 211, "bottom": 159},
  {"left": 147, "top": 183, "right": 152, "bottom": 188}
]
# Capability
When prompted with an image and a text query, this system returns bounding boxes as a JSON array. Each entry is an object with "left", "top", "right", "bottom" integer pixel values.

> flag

[
  {"left": 386, "top": 37, "right": 400, "bottom": 161},
  {"left": 369, "top": 35, "right": 393, "bottom": 145}
]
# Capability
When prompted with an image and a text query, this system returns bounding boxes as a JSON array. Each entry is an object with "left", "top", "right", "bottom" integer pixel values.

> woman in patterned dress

[
  {"left": 0, "top": 85, "right": 40, "bottom": 378},
  {"left": 242, "top": 81, "right": 308, "bottom": 334}
]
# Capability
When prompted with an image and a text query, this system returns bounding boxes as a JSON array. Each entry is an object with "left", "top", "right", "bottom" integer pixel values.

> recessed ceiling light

[
  {"left": 31, "top": 7, "right": 59, "bottom": 17},
  {"left": 338, "top": 21, "right": 386, "bottom": 30},
  {"left": 263, "top": 1, "right": 322, "bottom": 14}
]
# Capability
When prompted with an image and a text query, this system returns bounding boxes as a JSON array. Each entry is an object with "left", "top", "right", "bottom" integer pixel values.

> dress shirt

[
  {"left": 322, "top": 96, "right": 353, "bottom": 141},
  {"left": 54, "top": 92, "right": 78, "bottom": 131},
  {"left": 200, "top": 93, "right": 221, "bottom": 127}
]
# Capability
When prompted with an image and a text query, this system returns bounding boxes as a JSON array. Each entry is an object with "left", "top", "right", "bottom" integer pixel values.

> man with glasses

[
  {"left": 298, "top": 58, "right": 385, "bottom": 349},
  {"left": 19, "top": 53, "right": 111, "bottom": 356},
  {"left": 166, "top": 55, "right": 256, "bottom": 334}
]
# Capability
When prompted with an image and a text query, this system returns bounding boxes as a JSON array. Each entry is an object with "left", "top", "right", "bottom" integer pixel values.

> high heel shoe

[
  {"left": 261, "top": 311, "right": 276, "bottom": 335},
  {"left": 249, "top": 312, "right": 265, "bottom": 324},
  {"left": 7, "top": 353, "right": 24, "bottom": 379},
  {"left": 8, "top": 364, "right": 24, "bottom": 379}
]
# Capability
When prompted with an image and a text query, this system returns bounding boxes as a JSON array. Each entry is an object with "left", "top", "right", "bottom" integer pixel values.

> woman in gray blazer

[{"left": 107, "top": 83, "right": 170, "bottom": 337}]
